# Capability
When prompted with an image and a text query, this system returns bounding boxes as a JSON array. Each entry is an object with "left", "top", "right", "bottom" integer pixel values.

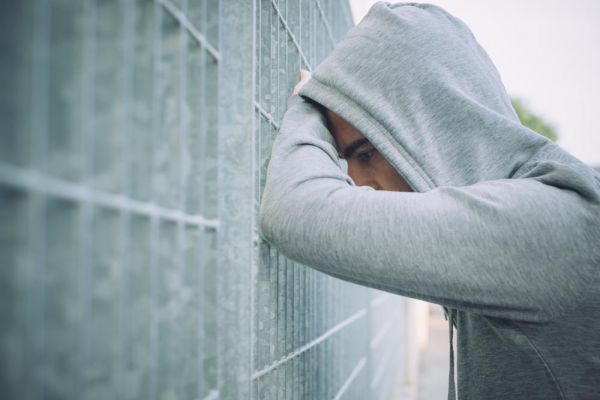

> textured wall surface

[{"left": 0, "top": 1, "right": 407, "bottom": 399}]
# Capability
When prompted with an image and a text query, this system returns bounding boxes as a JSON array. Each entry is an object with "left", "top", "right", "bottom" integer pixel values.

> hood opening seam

[{"left": 299, "top": 77, "right": 437, "bottom": 192}]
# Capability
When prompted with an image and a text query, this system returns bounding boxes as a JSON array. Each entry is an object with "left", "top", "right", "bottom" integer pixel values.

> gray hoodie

[{"left": 258, "top": 2, "right": 600, "bottom": 399}]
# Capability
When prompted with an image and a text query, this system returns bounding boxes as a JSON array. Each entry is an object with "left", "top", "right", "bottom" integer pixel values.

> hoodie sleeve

[{"left": 258, "top": 94, "right": 600, "bottom": 324}]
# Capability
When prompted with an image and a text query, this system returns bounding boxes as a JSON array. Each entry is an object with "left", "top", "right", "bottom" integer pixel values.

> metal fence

[{"left": 0, "top": 1, "right": 407, "bottom": 399}]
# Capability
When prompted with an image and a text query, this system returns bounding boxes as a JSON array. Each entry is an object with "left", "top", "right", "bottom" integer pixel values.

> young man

[{"left": 258, "top": 2, "right": 600, "bottom": 399}]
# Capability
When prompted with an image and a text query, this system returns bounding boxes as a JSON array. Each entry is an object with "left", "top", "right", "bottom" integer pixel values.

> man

[{"left": 258, "top": 2, "right": 600, "bottom": 399}]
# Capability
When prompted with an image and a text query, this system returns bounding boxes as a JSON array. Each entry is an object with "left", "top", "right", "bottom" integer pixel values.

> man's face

[{"left": 324, "top": 109, "right": 413, "bottom": 192}]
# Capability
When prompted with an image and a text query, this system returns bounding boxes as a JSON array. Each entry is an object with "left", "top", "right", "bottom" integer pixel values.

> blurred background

[{"left": 0, "top": 1, "right": 597, "bottom": 400}]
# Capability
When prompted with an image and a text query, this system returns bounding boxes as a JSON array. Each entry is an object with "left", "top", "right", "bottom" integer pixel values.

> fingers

[
  {"left": 300, "top": 68, "right": 310, "bottom": 79},
  {"left": 293, "top": 69, "right": 311, "bottom": 96}
]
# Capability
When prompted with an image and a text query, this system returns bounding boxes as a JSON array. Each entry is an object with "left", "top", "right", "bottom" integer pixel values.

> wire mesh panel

[
  {"left": 0, "top": 1, "right": 406, "bottom": 399},
  {"left": 251, "top": 1, "right": 405, "bottom": 399},
  {"left": 1, "top": 1, "right": 220, "bottom": 399}
]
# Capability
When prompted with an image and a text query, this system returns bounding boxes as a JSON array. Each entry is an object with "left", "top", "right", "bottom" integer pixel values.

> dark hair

[{"left": 304, "top": 97, "right": 331, "bottom": 131}]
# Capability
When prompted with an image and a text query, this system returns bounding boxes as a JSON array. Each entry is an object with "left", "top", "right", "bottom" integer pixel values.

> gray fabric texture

[{"left": 258, "top": 2, "right": 600, "bottom": 399}]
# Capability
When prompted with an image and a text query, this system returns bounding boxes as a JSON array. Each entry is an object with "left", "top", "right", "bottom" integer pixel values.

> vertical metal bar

[
  {"left": 197, "top": 225, "right": 205, "bottom": 398},
  {"left": 327, "top": 275, "right": 332, "bottom": 399},
  {"left": 275, "top": 1, "right": 283, "bottom": 396},
  {"left": 28, "top": 1, "right": 50, "bottom": 398},
  {"left": 115, "top": 2, "right": 134, "bottom": 398},
  {"left": 80, "top": 2, "right": 96, "bottom": 399},
  {"left": 254, "top": 0, "right": 267, "bottom": 394},
  {"left": 179, "top": 0, "right": 188, "bottom": 213},
  {"left": 175, "top": 4, "right": 188, "bottom": 394},
  {"left": 249, "top": 0, "right": 258, "bottom": 398},
  {"left": 115, "top": 209, "right": 129, "bottom": 400},
  {"left": 286, "top": 259, "right": 293, "bottom": 399},
  {"left": 126, "top": 3, "right": 153, "bottom": 399},
  {"left": 148, "top": 3, "right": 161, "bottom": 399},
  {"left": 269, "top": 244, "right": 278, "bottom": 400},
  {"left": 276, "top": 251, "right": 284, "bottom": 399},
  {"left": 217, "top": 0, "right": 255, "bottom": 397},
  {"left": 194, "top": 4, "right": 210, "bottom": 393},
  {"left": 148, "top": 216, "right": 159, "bottom": 400},
  {"left": 197, "top": 0, "right": 207, "bottom": 217},
  {"left": 28, "top": 191, "right": 46, "bottom": 400},
  {"left": 333, "top": 276, "right": 337, "bottom": 398},
  {"left": 31, "top": 0, "right": 49, "bottom": 173},
  {"left": 300, "top": 265, "right": 306, "bottom": 398}
]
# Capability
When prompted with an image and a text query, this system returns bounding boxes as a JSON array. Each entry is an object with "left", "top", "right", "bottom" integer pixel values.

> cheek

[
  {"left": 372, "top": 154, "right": 413, "bottom": 191},
  {"left": 371, "top": 153, "right": 392, "bottom": 176}
]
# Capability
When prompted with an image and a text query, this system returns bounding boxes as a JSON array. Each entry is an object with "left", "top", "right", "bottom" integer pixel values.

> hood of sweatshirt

[
  {"left": 296, "top": 2, "right": 599, "bottom": 398},
  {"left": 299, "top": 1, "right": 557, "bottom": 193}
]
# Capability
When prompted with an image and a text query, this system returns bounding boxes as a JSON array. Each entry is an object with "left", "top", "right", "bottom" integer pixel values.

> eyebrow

[{"left": 340, "top": 138, "right": 371, "bottom": 159}]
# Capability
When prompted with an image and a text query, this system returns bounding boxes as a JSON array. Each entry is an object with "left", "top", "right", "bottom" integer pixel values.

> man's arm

[{"left": 259, "top": 94, "right": 600, "bottom": 324}]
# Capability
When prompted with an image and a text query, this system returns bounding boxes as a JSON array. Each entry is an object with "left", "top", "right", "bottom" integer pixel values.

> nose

[{"left": 348, "top": 163, "right": 381, "bottom": 190}]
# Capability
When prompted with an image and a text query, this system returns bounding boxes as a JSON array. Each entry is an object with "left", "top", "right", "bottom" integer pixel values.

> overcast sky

[{"left": 348, "top": 0, "right": 600, "bottom": 167}]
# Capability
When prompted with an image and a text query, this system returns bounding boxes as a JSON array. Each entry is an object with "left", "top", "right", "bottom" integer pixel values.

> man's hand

[{"left": 292, "top": 69, "right": 311, "bottom": 95}]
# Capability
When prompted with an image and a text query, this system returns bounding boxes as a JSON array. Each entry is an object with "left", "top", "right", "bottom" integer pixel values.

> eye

[{"left": 357, "top": 148, "right": 375, "bottom": 163}]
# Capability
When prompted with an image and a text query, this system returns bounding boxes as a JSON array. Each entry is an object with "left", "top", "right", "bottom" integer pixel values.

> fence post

[{"left": 217, "top": 0, "right": 256, "bottom": 398}]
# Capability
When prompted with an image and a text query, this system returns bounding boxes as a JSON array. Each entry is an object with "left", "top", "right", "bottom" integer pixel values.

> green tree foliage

[{"left": 511, "top": 97, "right": 558, "bottom": 142}]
